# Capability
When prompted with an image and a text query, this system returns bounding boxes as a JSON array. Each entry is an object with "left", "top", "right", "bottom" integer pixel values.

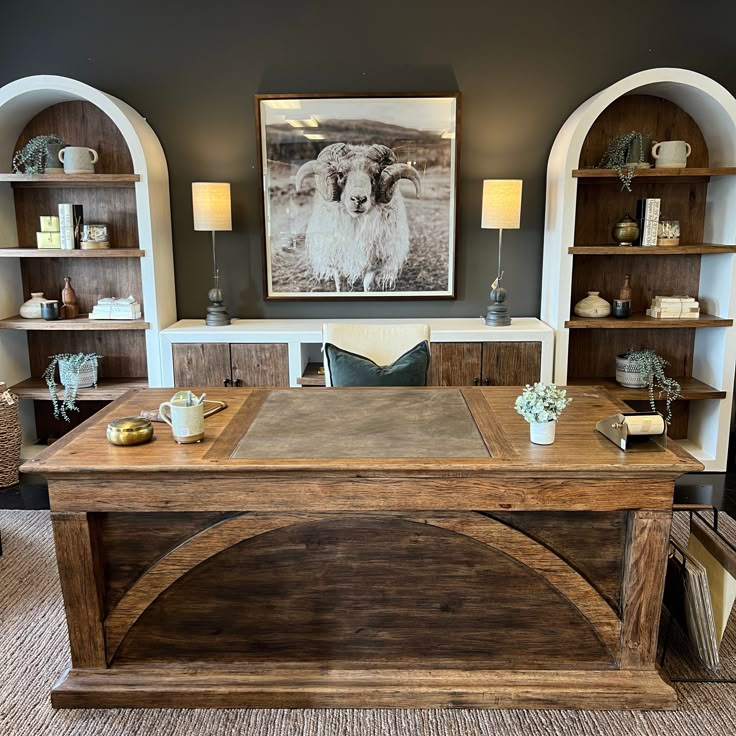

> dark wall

[{"left": 1, "top": 0, "right": 734, "bottom": 320}]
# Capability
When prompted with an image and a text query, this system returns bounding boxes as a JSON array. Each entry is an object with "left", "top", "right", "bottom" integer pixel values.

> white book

[
  {"left": 90, "top": 308, "right": 141, "bottom": 320},
  {"left": 647, "top": 309, "right": 700, "bottom": 319},
  {"left": 58, "top": 204, "right": 73, "bottom": 249},
  {"left": 644, "top": 198, "right": 661, "bottom": 246}
]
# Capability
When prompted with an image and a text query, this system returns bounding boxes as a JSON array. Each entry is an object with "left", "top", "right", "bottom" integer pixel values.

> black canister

[
  {"left": 41, "top": 300, "right": 60, "bottom": 320},
  {"left": 612, "top": 299, "right": 631, "bottom": 319}
]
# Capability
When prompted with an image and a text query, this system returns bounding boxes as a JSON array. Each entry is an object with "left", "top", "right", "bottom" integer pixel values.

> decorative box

[
  {"left": 36, "top": 231, "right": 61, "bottom": 249},
  {"left": 39, "top": 215, "right": 60, "bottom": 232}
]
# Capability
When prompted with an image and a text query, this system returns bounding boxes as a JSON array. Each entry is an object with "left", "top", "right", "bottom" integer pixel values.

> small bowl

[{"left": 106, "top": 416, "right": 153, "bottom": 446}]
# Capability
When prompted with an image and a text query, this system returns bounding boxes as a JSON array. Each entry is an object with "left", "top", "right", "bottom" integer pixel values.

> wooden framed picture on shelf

[{"left": 255, "top": 93, "right": 460, "bottom": 299}]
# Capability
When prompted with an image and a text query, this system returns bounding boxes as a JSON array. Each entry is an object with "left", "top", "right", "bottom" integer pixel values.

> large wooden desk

[{"left": 23, "top": 386, "right": 702, "bottom": 709}]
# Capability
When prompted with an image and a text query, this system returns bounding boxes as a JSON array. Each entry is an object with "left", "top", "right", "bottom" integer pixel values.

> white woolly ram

[{"left": 295, "top": 143, "right": 421, "bottom": 292}]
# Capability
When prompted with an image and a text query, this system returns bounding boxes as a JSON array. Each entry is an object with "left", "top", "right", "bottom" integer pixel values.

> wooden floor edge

[{"left": 51, "top": 668, "right": 677, "bottom": 710}]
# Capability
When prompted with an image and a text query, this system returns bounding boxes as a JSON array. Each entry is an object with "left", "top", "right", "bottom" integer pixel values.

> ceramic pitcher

[{"left": 652, "top": 140, "right": 691, "bottom": 169}]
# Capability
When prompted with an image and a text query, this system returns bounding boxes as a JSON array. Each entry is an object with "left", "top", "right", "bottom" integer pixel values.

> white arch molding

[
  {"left": 541, "top": 68, "right": 736, "bottom": 470},
  {"left": 0, "top": 75, "right": 175, "bottom": 435}
]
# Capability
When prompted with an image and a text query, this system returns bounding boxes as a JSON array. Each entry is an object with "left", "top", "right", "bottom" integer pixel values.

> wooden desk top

[{"left": 24, "top": 386, "right": 701, "bottom": 478}]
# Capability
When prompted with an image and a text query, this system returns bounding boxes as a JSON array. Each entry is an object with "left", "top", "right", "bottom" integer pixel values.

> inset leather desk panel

[{"left": 231, "top": 388, "right": 490, "bottom": 459}]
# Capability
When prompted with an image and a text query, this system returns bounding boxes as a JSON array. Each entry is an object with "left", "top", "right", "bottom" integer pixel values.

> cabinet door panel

[
  {"left": 231, "top": 344, "right": 290, "bottom": 387},
  {"left": 427, "top": 343, "right": 482, "bottom": 386},
  {"left": 481, "top": 342, "right": 541, "bottom": 386},
  {"left": 172, "top": 344, "right": 231, "bottom": 387}
]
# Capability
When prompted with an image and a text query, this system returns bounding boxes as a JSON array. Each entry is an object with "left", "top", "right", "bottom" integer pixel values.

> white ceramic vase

[
  {"left": 19, "top": 292, "right": 50, "bottom": 319},
  {"left": 574, "top": 291, "right": 611, "bottom": 318},
  {"left": 530, "top": 420, "right": 556, "bottom": 445}
]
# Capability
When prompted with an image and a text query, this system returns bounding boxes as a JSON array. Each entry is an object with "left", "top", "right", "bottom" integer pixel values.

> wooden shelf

[
  {"left": 297, "top": 362, "right": 325, "bottom": 387},
  {"left": 0, "top": 315, "right": 149, "bottom": 330},
  {"left": 572, "top": 167, "right": 736, "bottom": 180},
  {"left": 0, "top": 173, "right": 139, "bottom": 187},
  {"left": 10, "top": 377, "right": 147, "bottom": 401},
  {"left": 0, "top": 247, "right": 144, "bottom": 258},
  {"left": 569, "top": 377, "right": 726, "bottom": 401},
  {"left": 568, "top": 244, "right": 736, "bottom": 255},
  {"left": 566, "top": 313, "right": 732, "bottom": 329}
]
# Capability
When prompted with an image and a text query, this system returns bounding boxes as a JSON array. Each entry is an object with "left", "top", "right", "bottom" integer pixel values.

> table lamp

[
  {"left": 481, "top": 179, "right": 522, "bottom": 327},
  {"left": 192, "top": 182, "right": 232, "bottom": 326}
]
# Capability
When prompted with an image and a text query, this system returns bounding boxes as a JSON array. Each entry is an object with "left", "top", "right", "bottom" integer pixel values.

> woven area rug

[{"left": 1, "top": 510, "right": 735, "bottom": 736}]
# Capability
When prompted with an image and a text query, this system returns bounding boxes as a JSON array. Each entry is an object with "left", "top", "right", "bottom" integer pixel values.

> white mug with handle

[
  {"left": 651, "top": 140, "right": 691, "bottom": 169},
  {"left": 58, "top": 146, "right": 99, "bottom": 174},
  {"left": 159, "top": 395, "right": 205, "bottom": 443}
]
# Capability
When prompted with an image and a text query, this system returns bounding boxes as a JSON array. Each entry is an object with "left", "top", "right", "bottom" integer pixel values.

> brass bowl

[{"left": 106, "top": 416, "right": 153, "bottom": 446}]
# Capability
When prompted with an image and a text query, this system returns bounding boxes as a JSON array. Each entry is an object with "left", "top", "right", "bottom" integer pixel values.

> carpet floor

[{"left": 1, "top": 510, "right": 735, "bottom": 736}]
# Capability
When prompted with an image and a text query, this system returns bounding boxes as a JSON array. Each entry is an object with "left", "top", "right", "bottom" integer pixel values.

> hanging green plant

[
  {"left": 616, "top": 348, "right": 681, "bottom": 424},
  {"left": 12, "top": 134, "right": 64, "bottom": 174},
  {"left": 43, "top": 353, "right": 101, "bottom": 421},
  {"left": 597, "top": 131, "right": 649, "bottom": 192}
]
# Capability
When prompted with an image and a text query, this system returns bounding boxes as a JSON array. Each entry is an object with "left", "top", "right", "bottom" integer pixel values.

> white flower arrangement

[{"left": 514, "top": 382, "right": 572, "bottom": 424}]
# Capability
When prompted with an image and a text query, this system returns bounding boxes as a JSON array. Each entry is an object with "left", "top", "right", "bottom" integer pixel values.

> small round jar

[{"left": 106, "top": 416, "right": 153, "bottom": 446}]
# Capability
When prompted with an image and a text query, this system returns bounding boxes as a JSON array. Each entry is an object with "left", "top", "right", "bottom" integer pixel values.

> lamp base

[
  {"left": 485, "top": 303, "right": 511, "bottom": 327},
  {"left": 205, "top": 287, "right": 231, "bottom": 327},
  {"left": 485, "top": 283, "right": 511, "bottom": 327}
]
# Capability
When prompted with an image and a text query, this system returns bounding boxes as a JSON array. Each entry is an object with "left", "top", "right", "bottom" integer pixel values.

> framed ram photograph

[{"left": 256, "top": 93, "right": 460, "bottom": 299}]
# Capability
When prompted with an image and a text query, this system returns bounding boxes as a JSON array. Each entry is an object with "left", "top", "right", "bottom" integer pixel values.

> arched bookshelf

[
  {"left": 541, "top": 68, "right": 736, "bottom": 471},
  {"left": 0, "top": 75, "right": 175, "bottom": 452}
]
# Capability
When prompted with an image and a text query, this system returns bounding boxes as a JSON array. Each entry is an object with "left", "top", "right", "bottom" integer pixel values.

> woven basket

[
  {"left": 0, "top": 385, "right": 22, "bottom": 488},
  {"left": 59, "top": 358, "right": 98, "bottom": 388},
  {"left": 615, "top": 354, "right": 649, "bottom": 389}
]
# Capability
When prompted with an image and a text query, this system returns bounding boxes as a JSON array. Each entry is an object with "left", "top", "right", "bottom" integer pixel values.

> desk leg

[
  {"left": 620, "top": 510, "right": 672, "bottom": 669},
  {"left": 52, "top": 512, "right": 106, "bottom": 669}
]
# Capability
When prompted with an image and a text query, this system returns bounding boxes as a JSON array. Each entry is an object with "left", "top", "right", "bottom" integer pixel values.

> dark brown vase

[{"left": 619, "top": 274, "right": 633, "bottom": 301}]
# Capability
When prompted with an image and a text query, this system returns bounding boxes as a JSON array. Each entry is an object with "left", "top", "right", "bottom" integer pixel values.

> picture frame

[{"left": 255, "top": 93, "right": 460, "bottom": 300}]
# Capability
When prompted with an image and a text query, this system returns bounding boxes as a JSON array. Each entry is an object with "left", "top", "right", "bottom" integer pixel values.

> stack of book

[
  {"left": 646, "top": 295, "right": 700, "bottom": 319},
  {"left": 636, "top": 197, "right": 661, "bottom": 246},
  {"left": 89, "top": 296, "right": 142, "bottom": 320}
]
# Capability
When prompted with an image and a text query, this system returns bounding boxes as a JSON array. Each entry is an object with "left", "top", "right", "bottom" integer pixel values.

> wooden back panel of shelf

[
  {"left": 20, "top": 256, "right": 144, "bottom": 316},
  {"left": 14, "top": 186, "right": 139, "bottom": 249},
  {"left": 571, "top": 253, "right": 701, "bottom": 315},
  {"left": 14, "top": 101, "right": 134, "bottom": 174},
  {"left": 27, "top": 330, "right": 147, "bottom": 379},
  {"left": 577, "top": 95, "right": 708, "bottom": 169}
]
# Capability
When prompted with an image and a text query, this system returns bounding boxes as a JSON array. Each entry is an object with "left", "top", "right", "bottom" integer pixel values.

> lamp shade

[
  {"left": 192, "top": 182, "right": 232, "bottom": 231},
  {"left": 481, "top": 179, "right": 522, "bottom": 230}
]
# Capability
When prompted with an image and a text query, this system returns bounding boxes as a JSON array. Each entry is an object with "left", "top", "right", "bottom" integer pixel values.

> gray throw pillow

[{"left": 325, "top": 341, "right": 430, "bottom": 387}]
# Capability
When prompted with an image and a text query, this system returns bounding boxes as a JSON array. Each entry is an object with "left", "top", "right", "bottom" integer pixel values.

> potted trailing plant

[
  {"left": 615, "top": 349, "right": 681, "bottom": 423},
  {"left": 12, "top": 134, "right": 64, "bottom": 174},
  {"left": 43, "top": 353, "right": 101, "bottom": 421},
  {"left": 514, "top": 382, "right": 573, "bottom": 445},
  {"left": 597, "top": 131, "right": 651, "bottom": 191}
]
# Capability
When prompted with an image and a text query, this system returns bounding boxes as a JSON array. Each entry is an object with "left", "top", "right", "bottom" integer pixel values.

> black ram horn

[
  {"left": 378, "top": 163, "right": 421, "bottom": 203},
  {"left": 364, "top": 144, "right": 396, "bottom": 168},
  {"left": 318, "top": 142, "right": 353, "bottom": 162},
  {"left": 295, "top": 160, "right": 340, "bottom": 201}
]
